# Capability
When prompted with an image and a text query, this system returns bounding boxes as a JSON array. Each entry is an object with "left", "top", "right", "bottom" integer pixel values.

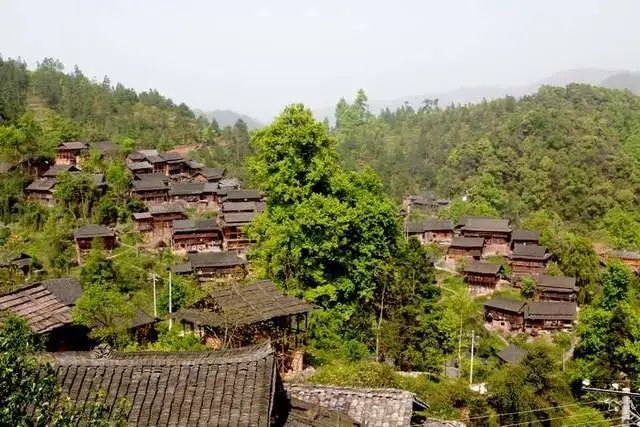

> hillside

[
  {"left": 193, "top": 109, "right": 263, "bottom": 129},
  {"left": 335, "top": 84, "right": 640, "bottom": 249},
  {"left": 600, "top": 71, "right": 640, "bottom": 94}
]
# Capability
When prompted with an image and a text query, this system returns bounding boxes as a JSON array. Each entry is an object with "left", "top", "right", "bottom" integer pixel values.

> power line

[{"left": 499, "top": 408, "right": 617, "bottom": 427}]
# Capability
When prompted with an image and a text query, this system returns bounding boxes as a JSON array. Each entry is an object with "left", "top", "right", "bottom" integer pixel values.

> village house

[
  {"left": 127, "top": 161, "right": 153, "bottom": 175},
  {"left": 161, "top": 151, "right": 186, "bottom": 176},
  {"left": 25, "top": 177, "right": 57, "bottom": 206},
  {"left": 0, "top": 278, "right": 89, "bottom": 350},
  {"left": 423, "top": 219, "right": 454, "bottom": 245},
  {"left": 168, "top": 182, "right": 218, "bottom": 209},
  {"left": 54, "top": 141, "right": 88, "bottom": 166},
  {"left": 173, "top": 251, "right": 248, "bottom": 281},
  {"left": 463, "top": 261, "right": 503, "bottom": 296},
  {"left": 497, "top": 343, "right": 527, "bottom": 365},
  {"left": 483, "top": 297, "right": 526, "bottom": 331},
  {"left": 42, "top": 164, "right": 80, "bottom": 177},
  {"left": 222, "top": 189, "right": 263, "bottom": 203},
  {"left": 510, "top": 229, "right": 541, "bottom": 249},
  {"left": 133, "top": 203, "right": 187, "bottom": 246},
  {"left": 171, "top": 218, "right": 223, "bottom": 253},
  {"left": 73, "top": 224, "right": 116, "bottom": 261},
  {"left": 222, "top": 200, "right": 266, "bottom": 213},
  {"left": 220, "top": 211, "right": 258, "bottom": 251},
  {"left": 458, "top": 217, "right": 511, "bottom": 256},
  {"left": 524, "top": 301, "right": 577, "bottom": 332},
  {"left": 510, "top": 243, "right": 551, "bottom": 278},
  {"left": 192, "top": 166, "right": 226, "bottom": 183},
  {"left": 405, "top": 222, "right": 427, "bottom": 243},
  {"left": 131, "top": 176, "right": 169, "bottom": 205},
  {"left": 174, "top": 280, "right": 313, "bottom": 369},
  {"left": 608, "top": 250, "right": 640, "bottom": 272},
  {"left": 403, "top": 192, "right": 450, "bottom": 213},
  {"left": 0, "top": 252, "right": 38, "bottom": 278},
  {"left": 447, "top": 236, "right": 484, "bottom": 261},
  {"left": 534, "top": 274, "right": 578, "bottom": 302}
]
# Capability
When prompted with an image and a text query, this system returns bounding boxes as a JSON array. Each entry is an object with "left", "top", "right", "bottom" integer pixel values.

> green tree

[
  {"left": 601, "top": 262, "right": 631, "bottom": 310},
  {"left": 0, "top": 56, "right": 29, "bottom": 121},
  {"left": 520, "top": 276, "right": 535, "bottom": 299}
]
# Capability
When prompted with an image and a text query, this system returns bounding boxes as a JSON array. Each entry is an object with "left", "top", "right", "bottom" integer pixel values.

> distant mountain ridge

[
  {"left": 193, "top": 109, "right": 263, "bottom": 129},
  {"left": 314, "top": 68, "right": 640, "bottom": 122}
]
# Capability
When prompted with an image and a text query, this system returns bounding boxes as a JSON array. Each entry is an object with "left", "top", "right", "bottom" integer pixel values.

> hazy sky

[{"left": 2, "top": 0, "right": 640, "bottom": 121}]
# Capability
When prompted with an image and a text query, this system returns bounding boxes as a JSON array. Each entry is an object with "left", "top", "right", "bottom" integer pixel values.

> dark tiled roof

[
  {"left": 43, "top": 164, "right": 79, "bottom": 177},
  {"left": 160, "top": 151, "right": 184, "bottom": 162},
  {"left": 450, "top": 236, "right": 484, "bottom": 248},
  {"left": 52, "top": 343, "right": 277, "bottom": 427},
  {"left": 169, "top": 182, "right": 204, "bottom": 196},
  {"left": 223, "top": 201, "right": 262, "bottom": 213},
  {"left": 196, "top": 167, "right": 226, "bottom": 180},
  {"left": 203, "top": 182, "right": 219, "bottom": 193},
  {"left": 130, "top": 309, "right": 157, "bottom": 329},
  {"left": 133, "top": 178, "right": 168, "bottom": 192},
  {"left": 133, "top": 212, "right": 152, "bottom": 220},
  {"left": 127, "top": 151, "right": 147, "bottom": 161},
  {"left": 222, "top": 211, "right": 258, "bottom": 225},
  {"left": 171, "top": 263, "right": 193, "bottom": 274},
  {"left": 483, "top": 297, "right": 526, "bottom": 313},
  {"left": 535, "top": 274, "right": 577, "bottom": 292},
  {"left": 73, "top": 224, "right": 115, "bottom": 239},
  {"left": 285, "top": 384, "right": 428, "bottom": 427},
  {"left": 57, "top": 141, "right": 88, "bottom": 150},
  {"left": 462, "top": 217, "right": 511, "bottom": 233},
  {"left": 497, "top": 344, "right": 527, "bottom": 364},
  {"left": 138, "top": 149, "right": 159, "bottom": 157},
  {"left": 134, "top": 172, "right": 169, "bottom": 182},
  {"left": 218, "top": 177, "right": 241, "bottom": 190},
  {"left": 224, "top": 189, "right": 262, "bottom": 201},
  {"left": 186, "top": 251, "right": 246, "bottom": 268},
  {"left": 284, "top": 397, "right": 358, "bottom": 426},
  {"left": 511, "top": 229, "right": 541, "bottom": 242},
  {"left": 0, "top": 284, "right": 74, "bottom": 333},
  {"left": 173, "top": 219, "right": 221, "bottom": 233},
  {"left": 405, "top": 222, "right": 425, "bottom": 234},
  {"left": 41, "top": 277, "right": 82, "bottom": 306},
  {"left": 146, "top": 154, "right": 166, "bottom": 164},
  {"left": 524, "top": 301, "right": 577, "bottom": 321},
  {"left": 148, "top": 203, "right": 186, "bottom": 215},
  {"left": 175, "top": 280, "right": 312, "bottom": 327},
  {"left": 26, "top": 177, "right": 57, "bottom": 191},
  {"left": 186, "top": 160, "right": 204, "bottom": 170},
  {"left": 511, "top": 244, "right": 549, "bottom": 261},
  {"left": 464, "top": 261, "right": 502, "bottom": 275},
  {"left": 128, "top": 161, "right": 153, "bottom": 171},
  {"left": 423, "top": 219, "right": 454, "bottom": 232}
]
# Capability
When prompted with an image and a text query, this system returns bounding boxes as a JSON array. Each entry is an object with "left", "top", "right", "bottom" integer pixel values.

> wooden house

[
  {"left": 510, "top": 244, "right": 550, "bottom": 278},
  {"left": 483, "top": 297, "right": 526, "bottom": 331},
  {"left": 26, "top": 178, "right": 57, "bottom": 206},
  {"left": 73, "top": 224, "right": 116, "bottom": 261},
  {"left": 405, "top": 222, "right": 427, "bottom": 244},
  {"left": 524, "top": 301, "right": 577, "bottom": 332},
  {"left": 171, "top": 219, "right": 223, "bottom": 253},
  {"left": 220, "top": 211, "right": 258, "bottom": 251},
  {"left": 463, "top": 261, "right": 503, "bottom": 296},
  {"left": 131, "top": 176, "right": 168, "bottom": 205},
  {"left": 55, "top": 141, "right": 88, "bottom": 166},
  {"left": 127, "top": 161, "right": 153, "bottom": 175},
  {"left": 423, "top": 219, "right": 454, "bottom": 245},
  {"left": 133, "top": 203, "right": 187, "bottom": 246},
  {"left": 192, "top": 166, "right": 226, "bottom": 183},
  {"left": 222, "top": 200, "right": 266, "bottom": 213},
  {"left": 534, "top": 274, "right": 577, "bottom": 302},
  {"left": 459, "top": 217, "right": 511, "bottom": 256},
  {"left": 173, "top": 280, "right": 313, "bottom": 369},
  {"left": 222, "top": 189, "right": 263, "bottom": 203},
  {"left": 0, "top": 252, "right": 38, "bottom": 277},
  {"left": 447, "top": 236, "right": 484, "bottom": 261},
  {"left": 0, "top": 278, "right": 89, "bottom": 351},
  {"left": 608, "top": 250, "right": 640, "bottom": 272},
  {"left": 174, "top": 251, "right": 248, "bottom": 281},
  {"left": 510, "top": 229, "right": 541, "bottom": 250},
  {"left": 160, "top": 151, "right": 186, "bottom": 176}
]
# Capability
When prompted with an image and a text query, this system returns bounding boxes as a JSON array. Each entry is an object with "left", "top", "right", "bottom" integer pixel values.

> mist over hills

[
  {"left": 193, "top": 109, "right": 263, "bottom": 129},
  {"left": 313, "top": 68, "right": 640, "bottom": 122}
]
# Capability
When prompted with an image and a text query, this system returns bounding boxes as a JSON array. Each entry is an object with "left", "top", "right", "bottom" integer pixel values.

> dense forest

[
  {"left": 0, "top": 54, "right": 639, "bottom": 425},
  {"left": 335, "top": 87, "right": 640, "bottom": 250}
]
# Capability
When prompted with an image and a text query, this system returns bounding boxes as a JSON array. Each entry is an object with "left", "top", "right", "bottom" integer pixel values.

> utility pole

[
  {"left": 622, "top": 387, "right": 631, "bottom": 427},
  {"left": 168, "top": 270, "right": 173, "bottom": 330},
  {"left": 469, "top": 330, "right": 475, "bottom": 385},
  {"left": 152, "top": 273, "right": 157, "bottom": 318},
  {"left": 457, "top": 315, "right": 463, "bottom": 378},
  {"left": 582, "top": 383, "right": 640, "bottom": 426}
]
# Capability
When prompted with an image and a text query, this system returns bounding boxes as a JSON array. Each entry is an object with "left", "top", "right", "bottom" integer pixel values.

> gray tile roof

[
  {"left": 128, "top": 161, "right": 153, "bottom": 171},
  {"left": 222, "top": 211, "right": 258, "bottom": 225},
  {"left": 26, "top": 177, "right": 57, "bottom": 191},
  {"left": 57, "top": 141, "right": 88, "bottom": 150},
  {"left": 51, "top": 343, "right": 277, "bottom": 426},
  {"left": 285, "top": 384, "right": 428, "bottom": 427},
  {"left": 0, "top": 283, "right": 75, "bottom": 333},
  {"left": 222, "top": 201, "right": 262, "bottom": 213},
  {"left": 511, "top": 229, "right": 541, "bottom": 242},
  {"left": 224, "top": 189, "right": 262, "bottom": 201},
  {"left": 133, "top": 178, "right": 168, "bottom": 192},
  {"left": 511, "top": 244, "right": 549, "bottom": 261},
  {"left": 524, "top": 301, "right": 577, "bottom": 321},
  {"left": 186, "top": 251, "right": 246, "bottom": 268},
  {"left": 423, "top": 219, "right": 454, "bottom": 231},
  {"left": 40, "top": 277, "right": 82, "bottom": 306},
  {"left": 73, "top": 224, "right": 115, "bottom": 239},
  {"left": 483, "top": 297, "right": 526, "bottom": 313},
  {"left": 172, "top": 219, "right": 220, "bottom": 233},
  {"left": 450, "top": 236, "right": 485, "bottom": 248},
  {"left": 175, "top": 280, "right": 312, "bottom": 328},
  {"left": 535, "top": 274, "right": 577, "bottom": 292},
  {"left": 148, "top": 203, "right": 186, "bottom": 215},
  {"left": 43, "top": 164, "right": 79, "bottom": 177},
  {"left": 196, "top": 167, "right": 225, "bottom": 180},
  {"left": 463, "top": 261, "right": 502, "bottom": 275},
  {"left": 461, "top": 217, "right": 511, "bottom": 233},
  {"left": 169, "top": 182, "right": 204, "bottom": 196},
  {"left": 497, "top": 344, "right": 527, "bottom": 364}
]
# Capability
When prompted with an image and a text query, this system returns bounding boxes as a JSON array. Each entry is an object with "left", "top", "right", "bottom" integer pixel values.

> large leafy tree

[{"left": 248, "top": 104, "right": 401, "bottom": 346}]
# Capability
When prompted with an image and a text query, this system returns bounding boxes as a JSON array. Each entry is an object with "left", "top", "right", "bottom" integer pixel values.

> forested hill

[{"left": 335, "top": 86, "right": 640, "bottom": 245}]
